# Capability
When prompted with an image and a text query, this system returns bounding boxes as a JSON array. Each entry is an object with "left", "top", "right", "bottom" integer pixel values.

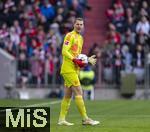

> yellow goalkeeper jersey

[{"left": 60, "top": 30, "right": 83, "bottom": 74}]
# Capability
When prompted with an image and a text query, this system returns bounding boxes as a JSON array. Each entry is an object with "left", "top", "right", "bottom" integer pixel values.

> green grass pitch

[{"left": 0, "top": 99, "right": 150, "bottom": 132}]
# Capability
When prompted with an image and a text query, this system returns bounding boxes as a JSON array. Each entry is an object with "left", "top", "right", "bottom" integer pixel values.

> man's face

[{"left": 74, "top": 20, "right": 84, "bottom": 33}]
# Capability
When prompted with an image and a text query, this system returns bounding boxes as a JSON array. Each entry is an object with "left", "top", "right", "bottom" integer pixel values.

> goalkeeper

[{"left": 58, "top": 17, "right": 99, "bottom": 126}]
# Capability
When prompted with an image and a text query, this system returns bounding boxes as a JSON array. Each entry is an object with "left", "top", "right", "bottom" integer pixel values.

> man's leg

[
  {"left": 71, "top": 86, "right": 88, "bottom": 120},
  {"left": 58, "top": 86, "right": 73, "bottom": 125},
  {"left": 72, "top": 86, "right": 99, "bottom": 125},
  {"left": 90, "top": 89, "right": 94, "bottom": 100}
]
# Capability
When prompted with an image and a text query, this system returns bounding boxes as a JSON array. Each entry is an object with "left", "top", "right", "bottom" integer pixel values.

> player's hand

[
  {"left": 73, "top": 58, "right": 86, "bottom": 68},
  {"left": 88, "top": 55, "right": 97, "bottom": 65}
]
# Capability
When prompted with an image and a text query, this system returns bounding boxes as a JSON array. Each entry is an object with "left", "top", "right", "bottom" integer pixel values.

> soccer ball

[{"left": 77, "top": 54, "right": 88, "bottom": 64}]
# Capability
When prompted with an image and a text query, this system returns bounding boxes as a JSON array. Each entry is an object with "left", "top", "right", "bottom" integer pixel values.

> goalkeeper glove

[
  {"left": 73, "top": 58, "right": 86, "bottom": 68},
  {"left": 88, "top": 55, "right": 97, "bottom": 65}
]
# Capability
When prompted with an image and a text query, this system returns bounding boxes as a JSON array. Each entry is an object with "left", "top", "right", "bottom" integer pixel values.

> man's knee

[
  {"left": 64, "top": 86, "right": 72, "bottom": 98},
  {"left": 71, "top": 86, "right": 83, "bottom": 96}
]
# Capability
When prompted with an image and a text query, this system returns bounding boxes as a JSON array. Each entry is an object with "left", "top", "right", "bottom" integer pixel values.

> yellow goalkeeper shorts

[{"left": 62, "top": 73, "right": 80, "bottom": 87}]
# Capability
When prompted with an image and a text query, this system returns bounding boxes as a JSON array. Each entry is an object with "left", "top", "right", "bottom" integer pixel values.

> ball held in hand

[{"left": 76, "top": 54, "right": 88, "bottom": 64}]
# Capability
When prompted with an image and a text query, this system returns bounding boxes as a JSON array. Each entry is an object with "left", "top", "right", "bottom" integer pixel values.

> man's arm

[{"left": 62, "top": 33, "right": 74, "bottom": 60}]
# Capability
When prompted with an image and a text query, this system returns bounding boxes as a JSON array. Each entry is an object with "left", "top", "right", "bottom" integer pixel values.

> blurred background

[{"left": 0, "top": 0, "right": 149, "bottom": 100}]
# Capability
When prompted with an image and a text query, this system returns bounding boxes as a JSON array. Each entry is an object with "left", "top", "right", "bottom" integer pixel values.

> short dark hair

[{"left": 74, "top": 17, "right": 84, "bottom": 23}]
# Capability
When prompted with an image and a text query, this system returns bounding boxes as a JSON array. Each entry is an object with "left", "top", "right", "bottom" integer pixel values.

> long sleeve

[{"left": 62, "top": 33, "right": 74, "bottom": 60}]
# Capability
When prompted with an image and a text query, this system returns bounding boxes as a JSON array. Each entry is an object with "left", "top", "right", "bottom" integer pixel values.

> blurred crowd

[
  {"left": 103, "top": 0, "right": 150, "bottom": 85},
  {"left": 1, "top": 0, "right": 149, "bottom": 88},
  {"left": 0, "top": 0, "right": 90, "bottom": 87}
]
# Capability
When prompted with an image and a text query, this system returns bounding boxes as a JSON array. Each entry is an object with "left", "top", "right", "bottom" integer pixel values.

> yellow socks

[
  {"left": 59, "top": 96, "right": 88, "bottom": 121},
  {"left": 59, "top": 97, "right": 71, "bottom": 121},
  {"left": 75, "top": 95, "right": 88, "bottom": 120}
]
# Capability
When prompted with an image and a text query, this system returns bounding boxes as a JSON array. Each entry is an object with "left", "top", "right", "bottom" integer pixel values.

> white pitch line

[
  {"left": 26, "top": 100, "right": 61, "bottom": 107},
  {"left": 0, "top": 100, "right": 61, "bottom": 112}
]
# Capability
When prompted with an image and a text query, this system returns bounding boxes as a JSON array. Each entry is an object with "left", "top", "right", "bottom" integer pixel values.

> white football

[{"left": 77, "top": 54, "right": 88, "bottom": 64}]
